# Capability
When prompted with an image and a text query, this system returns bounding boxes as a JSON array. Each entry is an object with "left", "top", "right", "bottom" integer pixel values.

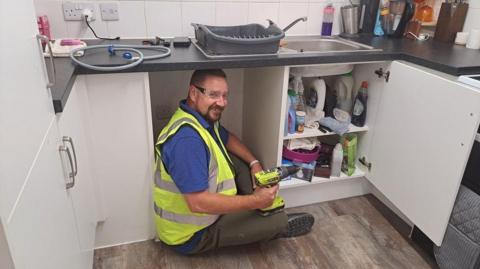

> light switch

[{"left": 100, "top": 3, "right": 119, "bottom": 21}]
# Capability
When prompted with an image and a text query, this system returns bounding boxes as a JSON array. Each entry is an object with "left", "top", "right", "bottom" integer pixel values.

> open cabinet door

[{"left": 366, "top": 61, "right": 480, "bottom": 246}]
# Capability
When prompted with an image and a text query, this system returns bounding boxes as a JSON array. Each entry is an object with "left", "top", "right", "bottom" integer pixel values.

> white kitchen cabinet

[
  {"left": 243, "top": 61, "right": 480, "bottom": 246},
  {"left": 0, "top": 0, "right": 94, "bottom": 267},
  {"left": 0, "top": 0, "right": 57, "bottom": 222},
  {"left": 6, "top": 119, "right": 83, "bottom": 269},
  {"left": 83, "top": 73, "right": 156, "bottom": 248},
  {"left": 56, "top": 76, "right": 97, "bottom": 268}
]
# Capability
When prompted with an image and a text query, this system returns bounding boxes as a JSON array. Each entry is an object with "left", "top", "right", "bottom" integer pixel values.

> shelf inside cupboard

[
  {"left": 284, "top": 124, "right": 368, "bottom": 140},
  {"left": 279, "top": 165, "right": 366, "bottom": 189}
]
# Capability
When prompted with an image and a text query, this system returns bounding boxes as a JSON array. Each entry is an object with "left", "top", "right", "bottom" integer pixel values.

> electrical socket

[
  {"left": 62, "top": 2, "right": 96, "bottom": 21},
  {"left": 100, "top": 2, "right": 119, "bottom": 21}
]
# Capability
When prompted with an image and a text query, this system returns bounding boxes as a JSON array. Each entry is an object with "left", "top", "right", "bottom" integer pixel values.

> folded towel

[{"left": 319, "top": 117, "right": 350, "bottom": 135}]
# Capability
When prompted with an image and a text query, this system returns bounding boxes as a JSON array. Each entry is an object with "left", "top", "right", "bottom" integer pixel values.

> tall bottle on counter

[
  {"left": 321, "top": 4, "right": 335, "bottom": 36},
  {"left": 351, "top": 81, "right": 368, "bottom": 127}
]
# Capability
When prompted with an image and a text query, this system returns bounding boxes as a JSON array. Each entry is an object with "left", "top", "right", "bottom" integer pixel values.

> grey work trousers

[{"left": 187, "top": 154, "right": 288, "bottom": 254}]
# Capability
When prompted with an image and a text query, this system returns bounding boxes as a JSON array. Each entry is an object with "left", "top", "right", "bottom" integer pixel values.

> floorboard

[{"left": 93, "top": 195, "right": 438, "bottom": 269}]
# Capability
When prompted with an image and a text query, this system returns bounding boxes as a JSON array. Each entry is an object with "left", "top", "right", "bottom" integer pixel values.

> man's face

[{"left": 190, "top": 75, "right": 229, "bottom": 122}]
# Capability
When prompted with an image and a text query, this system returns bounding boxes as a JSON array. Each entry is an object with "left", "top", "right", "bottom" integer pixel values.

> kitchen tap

[{"left": 282, "top": 17, "right": 308, "bottom": 32}]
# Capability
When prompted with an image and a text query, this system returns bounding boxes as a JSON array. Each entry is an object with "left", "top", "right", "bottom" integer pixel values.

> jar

[{"left": 295, "top": 111, "right": 306, "bottom": 133}]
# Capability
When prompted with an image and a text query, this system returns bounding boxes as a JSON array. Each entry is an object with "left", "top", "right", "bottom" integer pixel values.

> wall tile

[
  {"left": 248, "top": 2, "right": 279, "bottom": 25},
  {"left": 307, "top": 3, "right": 324, "bottom": 35},
  {"left": 106, "top": 1, "right": 146, "bottom": 38},
  {"left": 65, "top": 3, "right": 109, "bottom": 39},
  {"left": 145, "top": 1, "right": 182, "bottom": 38},
  {"left": 33, "top": 0, "right": 69, "bottom": 39},
  {"left": 464, "top": 8, "right": 480, "bottom": 33},
  {"left": 182, "top": 1, "right": 216, "bottom": 36},
  {"left": 331, "top": 2, "right": 344, "bottom": 35},
  {"left": 215, "top": 2, "right": 248, "bottom": 25},
  {"left": 468, "top": 1, "right": 480, "bottom": 9},
  {"left": 279, "top": 2, "right": 309, "bottom": 35}
]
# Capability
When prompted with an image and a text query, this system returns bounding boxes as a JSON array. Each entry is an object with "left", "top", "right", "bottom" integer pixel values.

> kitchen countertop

[{"left": 51, "top": 34, "right": 480, "bottom": 113}]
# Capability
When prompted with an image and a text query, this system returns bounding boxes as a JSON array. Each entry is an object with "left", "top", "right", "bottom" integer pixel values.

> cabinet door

[
  {"left": 56, "top": 76, "right": 96, "bottom": 268},
  {"left": 366, "top": 61, "right": 480, "bottom": 245},
  {"left": 0, "top": 0, "right": 56, "bottom": 221},
  {"left": 6, "top": 120, "right": 83, "bottom": 269}
]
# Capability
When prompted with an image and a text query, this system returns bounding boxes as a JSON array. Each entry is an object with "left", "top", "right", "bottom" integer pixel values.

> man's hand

[
  {"left": 250, "top": 162, "right": 263, "bottom": 189},
  {"left": 252, "top": 184, "right": 279, "bottom": 209}
]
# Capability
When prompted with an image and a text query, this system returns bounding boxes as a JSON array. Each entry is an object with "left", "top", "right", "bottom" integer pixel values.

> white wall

[
  {"left": 33, "top": 0, "right": 349, "bottom": 39},
  {"left": 463, "top": 1, "right": 480, "bottom": 33}
]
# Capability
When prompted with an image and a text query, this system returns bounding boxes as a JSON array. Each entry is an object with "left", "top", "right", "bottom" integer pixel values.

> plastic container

[
  {"left": 295, "top": 111, "right": 306, "bottom": 133},
  {"left": 334, "top": 73, "right": 354, "bottom": 114},
  {"left": 322, "top": 4, "right": 335, "bottom": 36},
  {"left": 292, "top": 76, "right": 306, "bottom": 112},
  {"left": 330, "top": 143, "right": 343, "bottom": 177},
  {"left": 191, "top": 23, "right": 285, "bottom": 55},
  {"left": 306, "top": 78, "right": 326, "bottom": 125},
  {"left": 283, "top": 146, "right": 320, "bottom": 163},
  {"left": 351, "top": 81, "right": 368, "bottom": 127}
]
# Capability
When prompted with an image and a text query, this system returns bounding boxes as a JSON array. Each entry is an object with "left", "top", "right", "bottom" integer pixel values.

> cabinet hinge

[
  {"left": 374, "top": 68, "right": 390, "bottom": 82},
  {"left": 359, "top": 156, "right": 372, "bottom": 172}
]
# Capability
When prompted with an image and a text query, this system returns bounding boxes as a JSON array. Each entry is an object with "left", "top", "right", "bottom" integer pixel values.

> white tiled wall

[
  {"left": 464, "top": 1, "right": 480, "bottom": 33},
  {"left": 33, "top": 0, "right": 351, "bottom": 39}
]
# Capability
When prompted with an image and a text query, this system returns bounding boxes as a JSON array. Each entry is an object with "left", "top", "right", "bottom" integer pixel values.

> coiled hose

[{"left": 70, "top": 44, "right": 171, "bottom": 72}]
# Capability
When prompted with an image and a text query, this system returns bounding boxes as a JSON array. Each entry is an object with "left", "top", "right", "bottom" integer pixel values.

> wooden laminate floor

[{"left": 93, "top": 195, "right": 438, "bottom": 269}]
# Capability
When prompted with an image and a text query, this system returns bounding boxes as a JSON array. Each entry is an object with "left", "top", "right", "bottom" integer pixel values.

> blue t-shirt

[{"left": 160, "top": 100, "right": 229, "bottom": 254}]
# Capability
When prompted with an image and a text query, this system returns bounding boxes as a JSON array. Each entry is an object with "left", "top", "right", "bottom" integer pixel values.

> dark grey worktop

[{"left": 51, "top": 34, "right": 480, "bottom": 113}]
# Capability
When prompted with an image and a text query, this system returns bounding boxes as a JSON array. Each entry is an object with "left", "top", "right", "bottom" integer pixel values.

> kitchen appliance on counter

[
  {"left": 359, "top": 0, "right": 381, "bottom": 33},
  {"left": 381, "top": 0, "right": 415, "bottom": 37}
]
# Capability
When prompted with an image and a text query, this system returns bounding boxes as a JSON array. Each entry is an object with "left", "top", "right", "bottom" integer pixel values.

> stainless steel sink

[{"left": 279, "top": 36, "right": 381, "bottom": 54}]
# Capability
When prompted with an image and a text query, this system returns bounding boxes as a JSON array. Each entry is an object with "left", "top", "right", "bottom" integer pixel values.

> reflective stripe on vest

[
  {"left": 154, "top": 204, "right": 218, "bottom": 226},
  {"left": 154, "top": 170, "right": 236, "bottom": 193},
  {"left": 156, "top": 117, "right": 197, "bottom": 147}
]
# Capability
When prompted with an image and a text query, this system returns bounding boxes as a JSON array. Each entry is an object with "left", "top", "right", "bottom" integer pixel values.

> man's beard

[{"left": 204, "top": 104, "right": 224, "bottom": 122}]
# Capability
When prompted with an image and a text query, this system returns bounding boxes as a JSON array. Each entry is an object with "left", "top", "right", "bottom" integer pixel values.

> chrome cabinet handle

[
  {"left": 59, "top": 145, "right": 75, "bottom": 189},
  {"left": 62, "top": 136, "right": 78, "bottom": 176},
  {"left": 36, "top": 34, "right": 56, "bottom": 88}
]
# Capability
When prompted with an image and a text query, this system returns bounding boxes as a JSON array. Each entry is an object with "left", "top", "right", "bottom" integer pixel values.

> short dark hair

[{"left": 189, "top": 69, "right": 227, "bottom": 86}]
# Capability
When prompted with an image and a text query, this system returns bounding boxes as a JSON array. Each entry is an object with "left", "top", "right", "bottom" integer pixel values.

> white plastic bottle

[
  {"left": 306, "top": 78, "right": 326, "bottom": 126},
  {"left": 334, "top": 73, "right": 354, "bottom": 114},
  {"left": 330, "top": 143, "right": 343, "bottom": 177}
]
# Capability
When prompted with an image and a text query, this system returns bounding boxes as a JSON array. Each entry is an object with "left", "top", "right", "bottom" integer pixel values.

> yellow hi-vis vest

[{"left": 153, "top": 108, "right": 237, "bottom": 245}]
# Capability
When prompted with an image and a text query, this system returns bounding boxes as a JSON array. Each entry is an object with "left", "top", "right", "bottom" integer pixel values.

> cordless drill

[{"left": 254, "top": 166, "right": 299, "bottom": 216}]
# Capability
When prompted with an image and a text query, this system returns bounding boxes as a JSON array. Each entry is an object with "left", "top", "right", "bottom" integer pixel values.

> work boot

[{"left": 281, "top": 212, "right": 315, "bottom": 238}]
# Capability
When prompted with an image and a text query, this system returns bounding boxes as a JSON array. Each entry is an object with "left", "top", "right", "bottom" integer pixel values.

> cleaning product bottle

[
  {"left": 321, "top": 4, "right": 335, "bottom": 36},
  {"left": 331, "top": 143, "right": 343, "bottom": 177},
  {"left": 293, "top": 76, "right": 306, "bottom": 113},
  {"left": 334, "top": 73, "right": 354, "bottom": 114},
  {"left": 351, "top": 81, "right": 368, "bottom": 127},
  {"left": 287, "top": 90, "right": 297, "bottom": 134}
]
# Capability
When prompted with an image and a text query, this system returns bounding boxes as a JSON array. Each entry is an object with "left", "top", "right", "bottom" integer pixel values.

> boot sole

[{"left": 284, "top": 214, "right": 315, "bottom": 238}]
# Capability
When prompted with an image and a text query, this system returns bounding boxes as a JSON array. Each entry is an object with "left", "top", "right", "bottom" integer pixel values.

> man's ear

[{"left": 188, "top": 85, "right": 197, "bottom": 102}]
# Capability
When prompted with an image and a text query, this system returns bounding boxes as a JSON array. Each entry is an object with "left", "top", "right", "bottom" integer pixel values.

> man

[{"left": 153, "top": 69, "right": 314, "bottom": 255}]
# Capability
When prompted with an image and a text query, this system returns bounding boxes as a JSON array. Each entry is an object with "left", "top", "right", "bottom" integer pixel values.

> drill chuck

[{"left": 254, "top": 166, "right": 300, "bottom": 187}]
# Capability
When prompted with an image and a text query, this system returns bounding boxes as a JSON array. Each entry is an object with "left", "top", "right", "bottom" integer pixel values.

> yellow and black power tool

[{"left": 254, "top": 166, "right": 299, "bottom": 216}]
